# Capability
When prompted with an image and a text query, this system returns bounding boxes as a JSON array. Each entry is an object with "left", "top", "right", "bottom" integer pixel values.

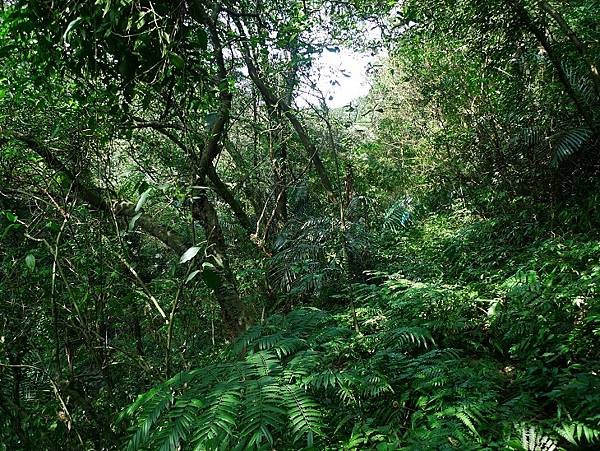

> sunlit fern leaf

[
  {"left": 383, "top": 200, "right": 412, "bottom": 233},
  {"left": 282, "top": 350, "right": 322, "bottom": 381},
  {"left": 336, "top": 379, "right": 358, "bottom": 404},
  {"left": 271, "top": 336, "right": 308, "bottom": 358},
  {"left": 438, "top": 405, "right": 486, "bottom": 439},
  {"left": 550, "top": 127, "right": 592, "bottom": 167},
  {"left": 231, "top": 325, "right": 264, "bottom": 355},
  {"left": 192, "top": 381, "right": 242, "bottom": 446},
  {"left": 302, "top": 369, "right": 353, "bottom": 391},
  {"left": 398, "top": 349, "right": 462, "bottom": 389},
  {"left": 118, "top": 386, "right": 161, "bottom": 424},
  {"left": 234, "top": 360, "right": 261, "bottom": 381},
  {"left": 154, "top": 398, "right": 203, "bottom": 451},
  {"left": 255, "top": 332, "right": 285, "bottom": 351},
  {"left": 361, "top": 372, "right": 394, "bottom": 397},
  {"left": 555, "top": 421, "right": 600, "bottom": 446},
  {"left": 385, "top": 326, "right": 435, "bottom": 349},
  {"left": 246, "top": 350, "right": 281, "bottom": 377},
  {"left": 519, "top": 425, "right": 557, "bottom": 451},
  {"left": 126, "top": 391, "right": 173, "bottom": 451}
]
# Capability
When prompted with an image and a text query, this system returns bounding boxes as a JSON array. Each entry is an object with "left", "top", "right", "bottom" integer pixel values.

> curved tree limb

[
  {"left": 231, "top": 14, "right": 337, "bottom": 201},
  {"left": 6, "top": 131, "right": 187, "bottom": 254}
]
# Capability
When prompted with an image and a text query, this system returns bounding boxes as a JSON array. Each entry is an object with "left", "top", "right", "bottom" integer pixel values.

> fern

[
  {"left": 509, "top": 124, "right": 594, "bottom": 168},
  {"left": 120, "top": 262, "right": 600, "bottom": 450},
  {"left": 192, "top": 381, "right": 242, "bottom": 446},
  {"left": 384, "top": 326, "right": 435, "bottom": 349},
  {"left": 240, "top": 377, "right": 286, "bottom": 448},
  {"left": 562, "top": 61, "right": 598, "bottom": 107},
  {"left": 550, "top": 126, "right": 593, "bottom": 167},
  {"left": 383, "top": 198, "right": 412, "bottom": 233},
  {"left": 519, "top": 424, "right": 557, "bottom": 451},
  {"left": 153, "top": 398, "right": 202, "bottom": 451},
  {"left": 555, "top": 421, "right": 600, "bottom": 446},
  {"left": 125, "top": 391, "right": 173, "bottom": 451},
  {"left": 282, "top": 384, "right": 322, "bottom": 446}
]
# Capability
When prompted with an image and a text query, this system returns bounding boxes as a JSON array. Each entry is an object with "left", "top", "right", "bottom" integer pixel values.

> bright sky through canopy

[{"left": 299, "top": 46, "right": 381, "bottom": 108}]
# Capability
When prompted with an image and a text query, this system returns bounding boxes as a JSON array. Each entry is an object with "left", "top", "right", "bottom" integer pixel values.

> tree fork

[{"left": 232, "top": 15, "right": 337, "bottom": 201}]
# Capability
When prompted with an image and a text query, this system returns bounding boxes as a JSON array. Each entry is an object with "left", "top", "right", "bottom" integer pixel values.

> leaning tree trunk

[
  {"left": 541, "top": 1, "right": 600, "bottom": 97},
  {"left": 508, "top": 0, "right": 595, "bottom": 130},
  {"left": 232, "top": 16, "right": 337, "bottom": 202},
  {"left": 188, "top": 8, "right": 251, "bottom": 340},
  {"left": 192, "top": 192, "right": 250, "bottom": 339}
]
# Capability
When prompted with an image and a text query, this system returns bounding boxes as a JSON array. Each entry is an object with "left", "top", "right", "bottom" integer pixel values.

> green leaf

[
  {"left": 202, "top": 262, "right": 220, "bottom": 289},
  {"left": 180, "top": 246, "right": 201, "bottom": 264},
  {"left": 118, "top": 52, "right": 138, "bottom": 82},
  {"left": 25, "top": 254, "right": 35, "bottom": 271},
  {"left": 169, "top": 52, "right": 185, "bottom": 69},
  {"left": 198, "top": 29, "right": 208, "bottom": 50},
  {"left": 128, "top": 212, "right": 142, "bottom": 232},
  {"left": 138, "top": 181, "right": 150, "bottom": 195},
  {"left": 0, "top": 45, "right": 16, "bottom": 59},
  {"left": 186, "top": 270, "right": 201, "bottom": 284},
  {"left": 5, "top": 211, "right": 17, "bottom": 222},
  {"left": 135, "top": 188, "right": 152, "bottom": 213},
  {"left": 63, "top": 17, "right": 83, "bottom": 44},
  {"left": 188, "top": 1, "right": 205, "bottom": 23}
]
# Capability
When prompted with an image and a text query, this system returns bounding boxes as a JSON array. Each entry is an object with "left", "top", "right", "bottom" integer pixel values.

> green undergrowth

[{"left": 120, "top": 204, "right": 600, "bottom": 450}]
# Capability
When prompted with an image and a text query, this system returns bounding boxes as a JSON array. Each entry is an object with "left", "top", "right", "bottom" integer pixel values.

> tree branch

[{"left": 7, "top": 132, "right": 187, "bottom": 254}]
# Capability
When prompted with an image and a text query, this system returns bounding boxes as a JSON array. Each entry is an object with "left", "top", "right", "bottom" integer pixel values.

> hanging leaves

[{"left": 169, "top": 52, "right": 185, "bottom": 70}]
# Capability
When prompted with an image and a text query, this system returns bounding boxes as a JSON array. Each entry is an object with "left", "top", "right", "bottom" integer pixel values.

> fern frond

[
  {"left": 383, "top": 199, "right": 412, "bottom": 233},
  {"left": 154, "top": 398, "right": 203, "bottom": 451},
  {"left": 519, "top": 424, "right": 557, "bottom": 451},
  {"left": 361, "top": 372, "right": 394, "bottom": 398},
  {"left": 246, "top": 351, "right": 281, "bottom": 377},
  {"left": 126, "top": 391, "right": 173, "bottom": 451},
  {"left": 282, "top": 350, "right": 321, "bottom": 381},
  {"left": 562, "top": 62, "right": 597, "bottom": 106},
  {"left": 555, "top": 421, "right": 600, "bottom": 446},
  {"left": 240, "top": 376, "right": 286, "bottom": 448},
  {"left": 282, "top": 384, "right": 323, "bottom": 447},
  {"left": 192, "top": 381, "right": 242, "bottom": 446},
  {"left": 550, "top": 127, "right": 592, "bottom": 167},
  {"left": 385, "top": 326, "right": 435, "bottom": 349}
]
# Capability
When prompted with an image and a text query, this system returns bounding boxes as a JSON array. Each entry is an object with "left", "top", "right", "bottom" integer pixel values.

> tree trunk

[
  {"left": 192, "top": 192, "right": 250, "bottom": 339},
  {"left": 207, "top": 163, "right": 253, "bottom": 233},
  {"left": 508, "top": 0, "right": 595, "bottom": 129},
  {"left": 541, "top": 1, "right": 600, "bottom": 97},
  {"left": 8, "top": 132, "right": 187, "bottom": 254},
  {"left": 232, "top": 17, "right": 337, "bottom": 201}
]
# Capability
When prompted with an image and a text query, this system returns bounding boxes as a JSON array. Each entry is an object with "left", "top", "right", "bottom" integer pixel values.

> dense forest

[{"left": 1, "top": 0, "right": 599, "bottom": 449}]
